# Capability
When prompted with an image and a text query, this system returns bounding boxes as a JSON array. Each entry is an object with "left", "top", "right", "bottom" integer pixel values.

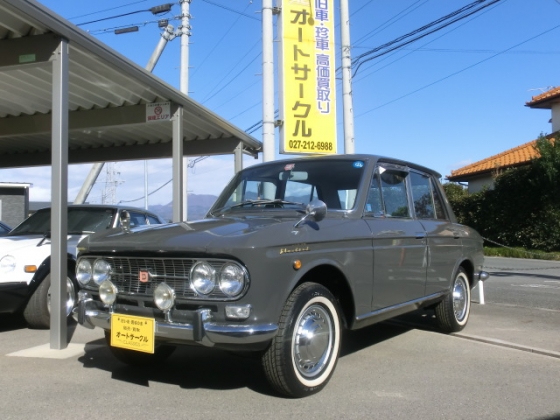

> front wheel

[
  {"left": 435, "top": 267, "right": 471, "bottom": 333},
  {"left": 262, "top": 282, "right": 342, "bottom": 398},
  {"left": 23, "top": 274, "right": 77, "bottom": 329}
]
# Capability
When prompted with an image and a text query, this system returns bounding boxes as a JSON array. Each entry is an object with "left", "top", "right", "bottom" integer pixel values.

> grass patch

[{"left": 483, "top": 246, "right": 560, "bottom": 260}]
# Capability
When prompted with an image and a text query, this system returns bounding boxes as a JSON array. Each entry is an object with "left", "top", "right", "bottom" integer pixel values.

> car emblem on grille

[{"left": 139, "top": 270, "right": 151, "bottom": 283}]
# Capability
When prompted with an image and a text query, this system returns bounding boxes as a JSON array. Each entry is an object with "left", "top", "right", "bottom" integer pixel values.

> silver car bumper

[{"left": 74, "top": 293, "right": 278, "bottom": 348}]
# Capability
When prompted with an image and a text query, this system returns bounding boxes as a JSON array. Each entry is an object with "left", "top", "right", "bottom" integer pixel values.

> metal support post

[
  {"left": 50, "top": 38, "right": 69, "bottom": 349},
  {"left": 172, "top": 105, "right": 184, "bottom": 222},
  {"left": 478, "top": 281, "right": 485, "bottom": 305},
  {"left": 234, "top": 143, "right": 243, "bottom": 173}
]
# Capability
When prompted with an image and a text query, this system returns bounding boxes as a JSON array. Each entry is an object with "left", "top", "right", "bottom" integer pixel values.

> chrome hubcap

[
  {"left": 47, "top": 278, "right": 76, "bottom": 317},
  {"left": 293, "top": 304, "right": 333, "bottom": 378},
  {"left": 452, "top": 275, "right": 468, "bottom": 322}
]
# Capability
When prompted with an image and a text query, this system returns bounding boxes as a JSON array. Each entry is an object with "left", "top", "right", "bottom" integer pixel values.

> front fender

[{"left": 27, "top": 253, "right": 77, "bottom": 297}]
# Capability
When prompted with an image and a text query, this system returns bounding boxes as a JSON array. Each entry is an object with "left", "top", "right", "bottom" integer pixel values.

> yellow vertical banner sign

[{"left": 279, "top": 0, "right": 337, "bottom": 155}]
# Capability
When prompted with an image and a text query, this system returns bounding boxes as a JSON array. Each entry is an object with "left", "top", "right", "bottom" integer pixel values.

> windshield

[
  {"left": 9, "top": 207, "right": 116, "bottom": 235},
  {"left": 211, "top": 159, "right": 366, "bottom": 216}
]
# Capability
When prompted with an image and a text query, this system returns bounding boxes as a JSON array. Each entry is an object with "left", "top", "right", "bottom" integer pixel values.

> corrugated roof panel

[{"left": 0, "top": 0, "right": 261, "bottom": 169}]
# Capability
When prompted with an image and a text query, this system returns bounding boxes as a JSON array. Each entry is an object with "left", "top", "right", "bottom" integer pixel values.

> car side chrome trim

[{"left": 353, "top": 292, "right": 446, "bottom": 329}]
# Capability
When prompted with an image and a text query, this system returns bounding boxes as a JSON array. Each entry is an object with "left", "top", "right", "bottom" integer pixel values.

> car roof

[
  {"left": 33, "top": 204, "right": 156, "bottom": 213},
  {"left": 241, "top": 154, "right": 442, "bottom": 178}
]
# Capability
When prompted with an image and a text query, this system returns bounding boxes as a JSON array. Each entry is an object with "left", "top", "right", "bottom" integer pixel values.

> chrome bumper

[{"left": 74, "top": 293, "right": 278, "bottom": 348}]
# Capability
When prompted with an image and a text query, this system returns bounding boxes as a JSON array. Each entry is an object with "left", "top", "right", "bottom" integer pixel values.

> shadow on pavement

[
  {"left": 0, "top": 313, "right": 27, "bottom": 332},
  {"left": 487, "top": 271, "right": 560, "bottom": 281},
  {"left": 0, "top": 313, "right": 79, "bottom": 341},
  {"left": 76, "top": 319, "right": 420, "bottom": 397}
]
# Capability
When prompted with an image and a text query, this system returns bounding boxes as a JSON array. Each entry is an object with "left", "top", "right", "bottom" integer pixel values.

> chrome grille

[{"left": 100, "top": 257, "right": 232, "bottom": 299}]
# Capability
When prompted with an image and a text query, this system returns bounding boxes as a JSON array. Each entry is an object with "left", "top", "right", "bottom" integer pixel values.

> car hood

[
  {"left": 0, "top": 234, "right": 87, "bottom": 257},
  {"left": 79, "top": 216, "right": 302, "bottom": 255}
]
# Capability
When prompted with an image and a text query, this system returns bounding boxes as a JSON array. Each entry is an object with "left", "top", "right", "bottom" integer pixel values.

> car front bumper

[{"left": 74, "top": 292, "right": 278, "bottom": 349}]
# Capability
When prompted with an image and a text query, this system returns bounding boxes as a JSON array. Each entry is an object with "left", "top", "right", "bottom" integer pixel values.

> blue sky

[{"left": 2, "top": 0, "right": 559, "bottom": 207}]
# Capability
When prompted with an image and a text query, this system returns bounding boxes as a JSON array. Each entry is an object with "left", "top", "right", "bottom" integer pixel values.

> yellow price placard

[{"left": 110, "top": 314, "right": 155, "bottom": 354}]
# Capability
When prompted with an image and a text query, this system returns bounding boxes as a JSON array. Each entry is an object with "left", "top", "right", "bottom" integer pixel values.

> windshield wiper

[
  {"left": 37, "top": 231, "right": 51, "bottom": 247},
  {"left": 210, "top": 199, "right": 304, "bottom": 217}
]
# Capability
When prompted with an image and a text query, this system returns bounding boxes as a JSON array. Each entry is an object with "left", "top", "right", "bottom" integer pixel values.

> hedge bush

[{"left": 444, "top": 134, "right": 560, "bottom": 252}]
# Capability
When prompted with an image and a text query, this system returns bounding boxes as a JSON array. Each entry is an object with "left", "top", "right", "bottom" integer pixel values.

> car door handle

[
  {"left": 415, "top": 232, "right": 427, "bottom": 239},
  {"left": 452, "top": 231, "right": 461, "bottom": 239}
]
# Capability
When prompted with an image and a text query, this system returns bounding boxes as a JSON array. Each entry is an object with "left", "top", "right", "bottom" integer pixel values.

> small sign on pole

[{"left": 146, "top": 101, "right": 171, "bottom": 122}]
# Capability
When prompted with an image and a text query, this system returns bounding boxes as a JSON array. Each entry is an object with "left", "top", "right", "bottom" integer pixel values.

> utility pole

[
  {"left": 180, "top": 0, "right": 191, "bottom": 220},
  {"left": 73, "top": 13, "right": 177, "bottom": 205},
  {"left": 262, "top": 0, "right": 275, "bottom": 162},
  {"left": 180, "top": 0, "right": 191, "bottom": 93},
  {"left": 340, "top": 0, "right": 355, "bottom": 154}
]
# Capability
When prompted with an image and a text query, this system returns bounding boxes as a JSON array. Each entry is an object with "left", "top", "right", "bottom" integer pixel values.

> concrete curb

[
  {"left": 452, "top": 333, "right": 560, "bottom": 359},
  {"left": 386, "top": 319, "right": 560, "bottom": 360}
]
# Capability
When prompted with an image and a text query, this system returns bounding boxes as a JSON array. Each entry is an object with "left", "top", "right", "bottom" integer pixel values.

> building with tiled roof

[
  {"left": 447, "top": 139, "right": 540, "bottom": 192},
  {"left": 447, "top": 86, "right": 559, "bottom": 193}
]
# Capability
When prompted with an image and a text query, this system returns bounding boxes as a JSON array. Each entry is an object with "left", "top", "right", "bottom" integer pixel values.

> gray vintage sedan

[{"left": 75, "top": 155, "right": 487, "bottom": 398}]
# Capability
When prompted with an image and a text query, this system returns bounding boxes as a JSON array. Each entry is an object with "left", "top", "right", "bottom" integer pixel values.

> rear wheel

[
  {"left": 23, "top": 274, "right": 77, "bottom": 329},
  {"left": 262, "top": 283, "right": 341, "bottom": 398},
  {"left": 104, "top": 331, "right": 176, "bottom": 366},
  {"left": 435, "top": 267, "right": 471, "bottom": 333}
]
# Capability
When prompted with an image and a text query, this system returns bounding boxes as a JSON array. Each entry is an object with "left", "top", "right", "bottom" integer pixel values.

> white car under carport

[{"left": 0, "top": 205, "right": 164, "bottom": 328}]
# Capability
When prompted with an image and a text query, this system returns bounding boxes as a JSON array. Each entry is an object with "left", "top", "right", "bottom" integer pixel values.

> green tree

[{"left": 444, "top": 133, "right": 560, "bottom": 252}]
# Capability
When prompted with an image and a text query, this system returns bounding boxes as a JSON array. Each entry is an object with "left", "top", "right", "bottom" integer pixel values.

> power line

[
  {"left": 351, "top": 0, "right": 504, "bottom": 85},
  {"left": 68, "top": 1, "right": 149, "bottom": 20},
  {"left": 355, "top": 22, "right": 560, "bottom": 118},
  {"left": 351, "top": 0, "right": 503, "bottom": 77},
  {"left": 199, "top": 0, "right": 259, "bottom": 21},
  {"left": 191, "top": 3, "right": 255, "bottom": 79},
  {"left": 201, "top": 51, "right": 261, "bottom": 104},
  {"left": 88, "top": 17, "right": 180, "bottom": 35},
  {"left": 352, "top": 0, "right": 429, "bottom": 47}
]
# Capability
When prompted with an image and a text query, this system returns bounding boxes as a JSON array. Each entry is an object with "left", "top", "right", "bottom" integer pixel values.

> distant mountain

[{"left": 149, "top": 193, "right": 218, "bottom": 222}]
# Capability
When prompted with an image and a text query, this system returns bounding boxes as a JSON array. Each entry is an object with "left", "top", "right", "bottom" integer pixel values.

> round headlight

[
  {"left": 99, "top": 280, "right": 118, "bottom": 305},
  {"left": 190, "top": 261, "right": 216, "bottom": 295},
  {"left": 76, "top": 259, "right": 92, "bottom": 286},
  {"left": 0, "top": 255, "right": 16, "bottom": 274},
  {"left": 154, "top": 283, "right": 175, "bottom": 311},
  {"left": 219, "top": 263, "right": 246, "bottom": 297},
  {"left": 93, "top": 259, "right": 112, "bottom": 285}
]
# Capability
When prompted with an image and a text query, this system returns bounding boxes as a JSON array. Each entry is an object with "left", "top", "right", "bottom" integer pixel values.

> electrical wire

[
  {"left": 199, "top": 0, "right": 259, "bottom": 21},
  {"left": 119, "top": 178, "right": 172, "bottom": 203},
  {"left": 118, "top": 157, "right": 209, "bottom": 204},
  {"left": 352, "top": 0, "right": 496, "bottom": 65},
  {"left": 351, "top": 0, "right": 504, "bottom": 85},
  {"left": 77, "top": 8, "right": 162, "bottom": 26},
  {"left": 88, "top": 17, "right": 180, "bottom": 35},
  {"left": 191, "top": 3, "right": 255, "bottom": 79},
  {"left": 68, "top": 1, "right": 149, "bottom": 20},
  {"left": 355, "top": 22, "right": 560, "bottom": 118},
  {"left": 351, "top": 0, "right": 503, "bottom": 77},
  {"left": 352, "top": 0, "right": 429, "bottom": 48},
  {"left": 201, "top": 51, "right": 261, "bottom": 104}
]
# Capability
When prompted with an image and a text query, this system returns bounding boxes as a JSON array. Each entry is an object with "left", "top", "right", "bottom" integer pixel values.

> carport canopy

[{"left": 0, "top": 0, "right": 262, "bottom": 349}]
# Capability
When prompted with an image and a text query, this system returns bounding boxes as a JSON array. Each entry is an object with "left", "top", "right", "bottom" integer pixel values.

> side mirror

[
  {"left": 294, "top": 199, "right": 327, "bottom": 228},
  {"left": 120, "top": 210, "right": 131, "bottom": 233}
]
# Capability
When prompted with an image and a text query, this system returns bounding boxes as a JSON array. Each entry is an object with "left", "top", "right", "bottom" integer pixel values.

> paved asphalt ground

[{"left": 0, "top": 257, "right": 559, "bottom": 419}]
